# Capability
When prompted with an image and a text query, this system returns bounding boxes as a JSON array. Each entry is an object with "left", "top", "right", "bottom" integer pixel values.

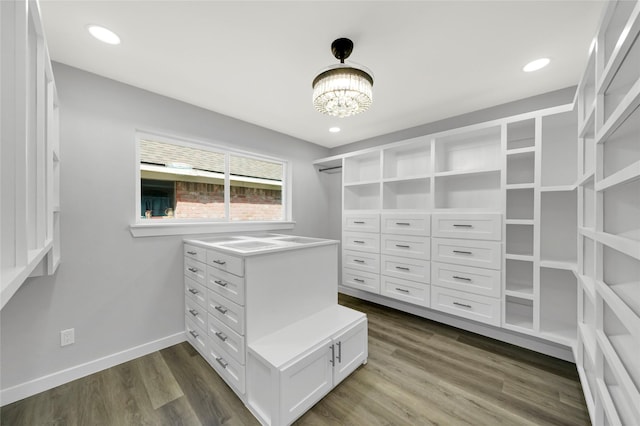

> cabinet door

[
  {"left": 280, "top": 340, "right": 333, "bottom": 426},
  {"left": 333, "top": 318, "right": 368, "bottom": 386}
]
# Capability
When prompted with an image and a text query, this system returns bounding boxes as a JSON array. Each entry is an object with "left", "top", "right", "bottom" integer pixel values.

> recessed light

[
  {"left": 329, "top": 127, "right": 341, "bottom": 133},
  {"left": 523, "top": 58, "right": 550, "bottom": 72},
  {"left": 87, "top": 25, "right": 121, "bottom": 45}
]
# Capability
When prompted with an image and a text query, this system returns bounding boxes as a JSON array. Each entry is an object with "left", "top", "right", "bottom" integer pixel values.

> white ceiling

[{"left": 39, "top": 1, "right": 606, "bottom": 148}]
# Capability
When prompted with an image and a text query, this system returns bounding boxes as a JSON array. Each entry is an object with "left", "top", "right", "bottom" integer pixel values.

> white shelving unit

[
  {"left": 1, "top": 0, "right": 60, "bottom": 310},
  {"left": 314, "top": 5, "right": 640, "bottom": 423},
  {"left": 575, "top": 1, "right": 640, "bottom": 424}
]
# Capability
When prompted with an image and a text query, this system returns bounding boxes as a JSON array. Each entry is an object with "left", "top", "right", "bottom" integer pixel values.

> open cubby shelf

[
  {"left": 507, "top": 119, "right": 535, "bottom": 150},
  {"left": 541, "top": 110, "right": 578, "bottom": 187},
  {"left": 506, "top": 151, "right": 535, "bottom": 185},
  {"left": 540, "top": 190, "right": 577, "bottom": 264},
  {"left": 506, "top": 224, "right": 534, "bottom": 257},
  {"left": 539, "top": 268, "right": 577, "bottom": 342},
  {"left": 505, "top": 259, "right": 533, "bottom": 296},
  {"left": 434, "top": 126, "right": 501, "bottom": 173},
  {"left": 506, "top": 188, "right": 534, "bottom": 220},
  {"left": 505, "top": 296, "right": 534, "bottom": 330},
  {"left": 434, "top": 172, "right": 500, "bottom": 210},
  {"left": 383, "top": 139, "right": 431, "bottom": 179}
]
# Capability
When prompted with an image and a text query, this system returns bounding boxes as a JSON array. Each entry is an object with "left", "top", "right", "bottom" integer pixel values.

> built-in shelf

[
  {"left": 505, "top": 258, "right": 533, "bottom": 297},
  {"left": 596, "top": 160, "right": 640, "bottom": 191},
  {"left": 540, "top": 190, "right": 577, "bottom": 264},
  {"left": 506, "top": 224, "right": 533, "bottom": 257},
  {"left": 383, "top": 137, "right": 431, "bottom": 179},
  {"left": 506, "top": 118, "right": 535, "bottom": 150},
  {"left": 506, "top": 151, "right": 535, "bottom": 185},
  {"left": 504, "top": 296, "right": 534, "bottom": 330},
  {"left": 541, "top": 110, "right": 578, "bottom": 187}
]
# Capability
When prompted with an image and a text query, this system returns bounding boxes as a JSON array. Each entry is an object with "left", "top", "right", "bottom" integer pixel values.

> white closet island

[{"left": 183, "top": 234, "right": 368, "bottom": 426}]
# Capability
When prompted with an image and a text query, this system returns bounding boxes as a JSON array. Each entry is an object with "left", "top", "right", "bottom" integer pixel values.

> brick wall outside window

[{"left": 174, "top": 181, "right": 282, "bottom": 220}]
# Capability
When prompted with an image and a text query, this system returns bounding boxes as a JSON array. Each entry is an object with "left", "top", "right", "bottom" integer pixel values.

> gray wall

[{"left": 0, "top": 63, "right": 331, "bottom": 390}]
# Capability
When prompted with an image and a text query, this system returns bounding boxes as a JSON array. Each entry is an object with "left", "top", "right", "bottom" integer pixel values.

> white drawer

[
  {"left": 185, "top": 298, "right": 207, "bottom": 331},
  {"left": 431, "top": 286, "right": 501, "bottom": 326},
  {"left": 381, "top": 234, "right": 430, "bottom": 260},
  {"left": 207, "top": 267, "right": 245, "bottom": 306},
  {"left": 343, "top": 231, "right": 380, "bottom": 254},
  {"left": 431, "top": 262, "right": 501, "bottom": 298},
  {"left": 342, "top": 268, "right": 380, "bottom": 293},
  {"left": 381, "top": 255, "right": 430, "bottom": 283},
  {"left": 381, "top": 276, "right": 430, "bottom": 307},
  {"left": 381, "top": 213, "right": 430, "bottom": 236},
  {"left": 208, "top": 291, "right": 245, "bottom": 335},
  {"left": 184, "top": 244, "right": 207, "bottom": 264},
  {"left": 431, "top": 213, "right": 502, "bottom": 241},
  {"left": 185, "top": 276, "right": 207, "bottom": 309},
  {"left": 186, "top": 316, "right": 207, "bottom": 355},
  {"left": 343, "top": 214, "right": 380, "bottom": 233},
  {"left": 208, "top": 314, "right": 245, "bottom": 365},
  {"left": 343, "top": 250, "right": 380, "bottom": 274},
  {"left": 184, "top": 257, "right": 206, "bottom": 285},
  {"left": 207, "top": 250, "right": 244, "bottom": 277},
  {"left": 431, "top": 238, "right": 501, "bottom": 270},
  {"left": 207, "top": 337, "right": 246, "bottom": 395}
]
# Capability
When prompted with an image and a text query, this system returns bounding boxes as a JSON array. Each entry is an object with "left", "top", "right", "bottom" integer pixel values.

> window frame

[{"left": 130, "top": 130, "right": 294, "bottom": 237}]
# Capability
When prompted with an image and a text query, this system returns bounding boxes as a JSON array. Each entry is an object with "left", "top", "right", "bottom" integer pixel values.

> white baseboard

[{"left": 0, "top": 332, "right": 186, "bottom": 407}]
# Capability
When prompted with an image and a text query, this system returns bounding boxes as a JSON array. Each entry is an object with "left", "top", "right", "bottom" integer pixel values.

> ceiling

[{"left": 39, "top": 1, "right": 606, "bottom": 148}]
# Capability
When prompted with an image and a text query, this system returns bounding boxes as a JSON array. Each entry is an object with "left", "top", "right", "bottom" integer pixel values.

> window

[{"left": 136, "top": 133, "right": 288, "bottom": 226}]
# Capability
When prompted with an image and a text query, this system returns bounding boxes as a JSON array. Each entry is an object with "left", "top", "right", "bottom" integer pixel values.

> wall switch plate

[{"left": 60, "top": 328, "right": 75, "bottom": 347}]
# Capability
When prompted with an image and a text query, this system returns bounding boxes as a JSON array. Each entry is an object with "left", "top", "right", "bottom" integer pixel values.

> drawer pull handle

[
  {"left": 453, "top": 275, "right": 472, "bottom": 282},
  {"left": 189, "top": 330, "right": 199, "bottom": 338},
  {"left": 395, "top": 244, "right": 410, "bottom": 248},
  {"left": 453, "top": 224, "right": 473, "bottom": 228},
  {"left": 188, "top": 288, "right": 199, "bottom": 295},
  {"left": 214, "top": 279, "right": 228, "bottom": 287},
  {"left": 395, "top": 266, "right": 410, "bottom": 271},
  {"left": 212, "top": 260, "right": 226, "bottom": 265},
  {"left": 189, "top": 309, "right": 199, "bottom": 317},
  {"left": 354, "top": 221, "right": 365, "bottom": 224},
  {"left": 187, "top": 251, "right": 197, "bottom": 255},
  {"left": 396, "top": 222, "right": 410, "bottom": 226},
  {"left": 215, "top": 331, "right": 228, "bottom": 342},
  {"left": 354, "top": 240, "right": 365, "bottom": 244},
  {"left": 353, "top": 278, "right": 365, "bottom": 283},
  {"left": 188, "top": 267, "right": 198, "bottom": 273},
  {"left": 214, "top": 305, "right": 228, "bottom": 315},
  {"left": 215, "top": 357, "right": 228, "bottom": 369},
  {"left": 453, "top": 301, "right": 472, "bottom": 309},
  {"left": 336, "top": 341, "right": 342, "bottom": 362},
  {"left": 353, "top": 259, "right": 365, "bottom": 263},
  {"left": 395, "top": 287, "right": 410, "bottom": 293},
  {"left": 453, "top": 250, "right": 472, "bottom": 255}
]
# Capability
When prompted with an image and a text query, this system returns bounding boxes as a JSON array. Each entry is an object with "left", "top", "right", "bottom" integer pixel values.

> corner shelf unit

[
  {"left": 575, "top": 1, "right": 640, "bottom": 424},
  {"left": 501, "top": 108, "right": 579, "bottom": 347},
  {"left": 1, "top": 0, "right": 61, "bottom": 310}
]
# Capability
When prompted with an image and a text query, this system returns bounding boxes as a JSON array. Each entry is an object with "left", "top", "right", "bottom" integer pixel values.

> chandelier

[{"left": 312, "top": 38, "right": 374, "bottom": 118}]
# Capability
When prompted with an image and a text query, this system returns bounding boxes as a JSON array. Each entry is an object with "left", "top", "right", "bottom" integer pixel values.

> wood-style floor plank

[
  {"left": 134, "top": 351, "right": 183, "bottom": 409},
  {"left": 1, "top": 294, "right": 589, "bottom": 425}
]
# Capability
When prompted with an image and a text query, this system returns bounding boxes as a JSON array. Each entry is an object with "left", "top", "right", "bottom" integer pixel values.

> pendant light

[{"left": 312, "top": 38, "right": 374, "bottom": 118}]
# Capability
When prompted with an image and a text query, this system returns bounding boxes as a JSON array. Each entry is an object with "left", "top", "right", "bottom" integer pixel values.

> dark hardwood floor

[{"left": 1, "top": 295, "right": 589, "bottom": 425}]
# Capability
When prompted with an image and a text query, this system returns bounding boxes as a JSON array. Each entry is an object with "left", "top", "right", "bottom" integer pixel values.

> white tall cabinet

[
  {"left": 1, "top": 0, "right": 60, "bottom": 310},
  {"left": 575, "top": 1, "right": 640, "bottom": 424}
]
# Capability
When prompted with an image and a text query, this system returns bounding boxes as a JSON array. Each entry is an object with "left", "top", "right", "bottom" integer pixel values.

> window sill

[{"left": 129, "top": 221, "right": 296, "bottom": 238}]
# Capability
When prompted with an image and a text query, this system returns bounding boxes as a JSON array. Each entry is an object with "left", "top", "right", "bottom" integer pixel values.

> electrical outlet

[{"left": 60, "top": 328, "right": 75, "bottom": 347}]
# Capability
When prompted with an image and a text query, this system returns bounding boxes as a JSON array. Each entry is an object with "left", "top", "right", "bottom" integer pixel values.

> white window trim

[{"left": 130, "top": 130, "right": 294, "bottom": 238}]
